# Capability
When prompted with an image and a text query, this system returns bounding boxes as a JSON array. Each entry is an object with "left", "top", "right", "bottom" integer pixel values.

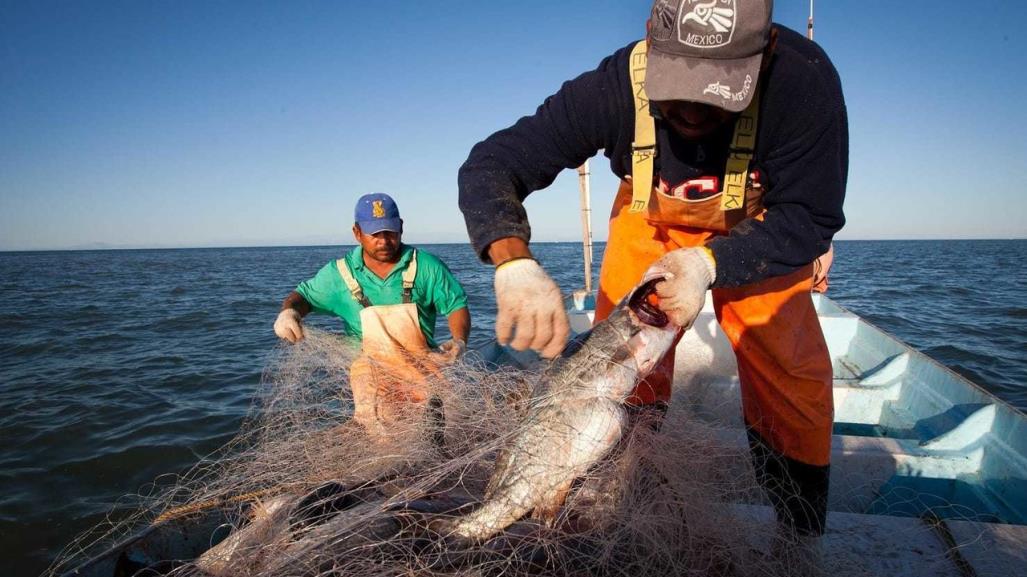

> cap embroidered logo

[
  {"left": 703, "top": 81, "right": 732, "bottom": 99},
  {"left": 679, "top": 0, "right": 737, "bottom": 48},
  {"left": 650, "top": 0, "right": 678, "bottom": 41},
  {"left": 644, "top": 0, "right": 768, "bottom": 111},
  {"left": 372, "top": 200, "right": 385, "bottom": 218}
]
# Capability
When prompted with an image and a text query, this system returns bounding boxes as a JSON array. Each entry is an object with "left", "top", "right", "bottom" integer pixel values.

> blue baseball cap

[{"left": 354, "top": 193, "right": 402, "bottom": 234}]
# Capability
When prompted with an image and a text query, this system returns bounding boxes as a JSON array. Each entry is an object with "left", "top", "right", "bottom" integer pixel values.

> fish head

[
  {"left": 622, "top": 312, "right": 680, "bottom": 376},
  {"left": 552, "top": 277, "right": 682, "bottom": 400},
  {"left": 622, "top": 275, "right": 682, "bottom": 375},
  {"left": 596, "top": 276, "right": 682, "bottom": 380}
]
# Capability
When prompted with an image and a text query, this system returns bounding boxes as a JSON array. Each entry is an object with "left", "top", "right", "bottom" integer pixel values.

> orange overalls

[
  {"left": 594, "top": 41, "right": 834, "bottom": 536},
  {"left": 338, "top": 252, "right": 444, "bottom": 431},
  {"left": 596, "top": 185, "right": 834, "bottom": 535},
  {"left": 595, "top": 183, "right": 834, "bottom": 470}
]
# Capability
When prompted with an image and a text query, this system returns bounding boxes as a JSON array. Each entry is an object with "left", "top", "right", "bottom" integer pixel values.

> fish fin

[
  {"left": 531, "top": 479, "right": 574, "bottom": 526},
  {"left": 483, "top": 447, "right": 513, "bottom": 500}
]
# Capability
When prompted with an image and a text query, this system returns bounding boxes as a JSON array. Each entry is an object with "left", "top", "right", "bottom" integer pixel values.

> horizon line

[{"left": 1, "top": 237, "right": 1025, "bottom": 254}]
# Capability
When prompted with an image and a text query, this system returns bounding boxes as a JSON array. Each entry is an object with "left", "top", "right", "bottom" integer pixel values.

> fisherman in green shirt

[{"left": 273, "top": 193, "right": 470, "bottom": 428}]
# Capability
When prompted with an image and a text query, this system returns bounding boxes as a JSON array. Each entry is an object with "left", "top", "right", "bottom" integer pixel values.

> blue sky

[{"left": 2, "top": 0, "right": 1025, "bottom": 250}]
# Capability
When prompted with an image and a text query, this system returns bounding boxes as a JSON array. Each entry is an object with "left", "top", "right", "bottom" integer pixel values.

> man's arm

[
  {"left": 446, "top": 307, "right": 470, "bottom": 345},
  {"left": 707, "top": 109, "right": 847, "bottom": 287},
  {"left": 437, "top": 305, "right": 471, "bottom": 362},
  {"left": 281, "top": 290, "right": 312, "bottom": 316},
  {"left": 418, "top": 251, "right": 470, "bottom": 352},
  {"left": 274, "top": 291, "right": 312, "bottom": 343},
  {"left": 421, "top": 253, "right": 471, "bottom": 359},
  {"left": 458, "top": 44, "right": 637, "bottom": 357},
  {"left": 708, "top": 36, "right": 848, "bottom": 287},
  {"left": 487, "top": 237, "right": 532, "bottom": 266},
  {"left": 459, "top": 43, "right": 636, "bottom": 262}
]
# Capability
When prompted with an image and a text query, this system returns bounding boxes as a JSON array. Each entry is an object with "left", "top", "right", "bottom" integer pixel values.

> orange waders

[
  {"left": 338, "top": 253, "right": 443, "bottom": 431},
  {"left": 596, "top": 181, "right": 834, "bottom": 536}
]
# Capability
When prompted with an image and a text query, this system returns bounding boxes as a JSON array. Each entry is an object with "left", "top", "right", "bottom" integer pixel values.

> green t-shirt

[{"left": 295, "top": 245, "right": 467, "bottom": 348}]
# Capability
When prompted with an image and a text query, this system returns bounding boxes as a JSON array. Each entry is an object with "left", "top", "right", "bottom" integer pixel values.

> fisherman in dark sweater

[{"left": 458, "top": 0, "right": 847, "bottom": 569}]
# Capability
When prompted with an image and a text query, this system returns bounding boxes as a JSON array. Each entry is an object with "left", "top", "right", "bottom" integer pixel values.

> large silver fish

[{"left": 445, "top": 277, "right": 681, "bottom": 541}]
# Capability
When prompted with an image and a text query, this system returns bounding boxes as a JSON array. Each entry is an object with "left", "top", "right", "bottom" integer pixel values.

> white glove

[
  {"left": 494, "top": 258, "right": 570, "bottom": 359},
  {"left": 273, "top": 309, "right": 305, "bottom": 343},
  {"left": 643, "top": 247, "right": 716, "bottom": 330},
  {"left": 438, "top": 338, "right": 466, "bottom": 362}
]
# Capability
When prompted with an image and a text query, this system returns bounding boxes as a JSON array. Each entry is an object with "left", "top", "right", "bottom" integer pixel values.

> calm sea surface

[{"left": 1, "top": 240, "right": 1025, "bottom": 575}]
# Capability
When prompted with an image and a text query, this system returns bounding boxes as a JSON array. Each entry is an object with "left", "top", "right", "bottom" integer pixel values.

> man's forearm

[
  {"left": 281, "top": 291, "right": 311, "bottom": 317},
  {"left": 447, "top": 307, "right": 471, "bottom": 343},
  {"left": 487, "top": 237, "right": 533, "bottom": 267}
]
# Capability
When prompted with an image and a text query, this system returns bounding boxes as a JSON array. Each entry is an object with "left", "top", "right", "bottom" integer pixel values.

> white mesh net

[{"left": 49, "top": 328, "right": 809, "bottom": 577}]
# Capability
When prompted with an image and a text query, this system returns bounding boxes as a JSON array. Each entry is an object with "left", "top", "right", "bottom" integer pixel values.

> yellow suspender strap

[
  {"left": 338, "top": 251, "right": 418, "bottom": 306},
  {"left": 401, "top": 250, "right": 418, "bottom": 289},
  {"left": 720, "top": 91, "right": 760, "bottom": 211},
  {"left": 336, "top": 259, "right": 370, "bottom": 306},
  {"left": 400, "top": 250, "right": 417, "bottom": 303},
  {"left": 627, "top": 37, "right": 761, "bottom": 214},
  {"left": 629, "top": 40, "right": 655, "bottom": 213}
]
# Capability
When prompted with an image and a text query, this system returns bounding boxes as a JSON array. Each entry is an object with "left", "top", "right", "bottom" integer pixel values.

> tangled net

[{"left": 50, "top": 328, "right": 798, "bottom": 577}]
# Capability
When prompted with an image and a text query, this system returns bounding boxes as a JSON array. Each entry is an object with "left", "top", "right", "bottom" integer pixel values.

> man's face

[
  {"left": 353, "top": 224, "right": 402, "bottom": 264},
  {"left": 652, "top": 100, "right": 735, "bottom": 140}
]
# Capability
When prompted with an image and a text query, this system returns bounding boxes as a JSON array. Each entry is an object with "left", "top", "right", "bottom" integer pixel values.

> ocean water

[{"left": 1, "top": 240, "right": 1024, "bottom": 576}]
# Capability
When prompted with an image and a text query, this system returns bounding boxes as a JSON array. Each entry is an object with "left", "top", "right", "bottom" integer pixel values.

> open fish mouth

[{"left": 627, "top": 277, "right": 668, "bottom": 328}]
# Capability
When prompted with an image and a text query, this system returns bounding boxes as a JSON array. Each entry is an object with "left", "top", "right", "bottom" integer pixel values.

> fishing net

[{"left": 48, "top": 328, "right": 813, "bottom": 577}]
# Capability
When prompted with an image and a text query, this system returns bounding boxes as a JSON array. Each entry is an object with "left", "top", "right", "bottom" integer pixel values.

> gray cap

[{"left": 646, "top": 0, "right": 773, "bottom": 112}]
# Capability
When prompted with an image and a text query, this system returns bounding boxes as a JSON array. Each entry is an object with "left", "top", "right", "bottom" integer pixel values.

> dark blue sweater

[{"left": 458, "top": 26, "right": 848, "bottom": 288}]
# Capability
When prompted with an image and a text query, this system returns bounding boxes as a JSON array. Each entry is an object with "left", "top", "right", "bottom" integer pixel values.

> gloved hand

[
  {"left": 438, "top": 338, "right": 466, "bottom": 363},
  {"left": 643, "top": 247, "right": 716, "bottom": 330},
  {"left": 494, "top": 258, "right": 570, "bottom": 359},
  {"left": 812, "top": 243, "right": 834, "bottom": 294},
  {"left": 274, "top": 308, "right": 305, "bottom": 343}
]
